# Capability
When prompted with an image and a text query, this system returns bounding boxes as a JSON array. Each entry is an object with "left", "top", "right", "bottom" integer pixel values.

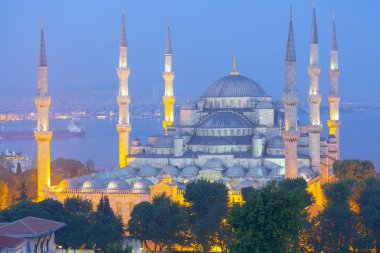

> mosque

[{"left": 35, "top": 3, "right": 341, "bottom": 223}]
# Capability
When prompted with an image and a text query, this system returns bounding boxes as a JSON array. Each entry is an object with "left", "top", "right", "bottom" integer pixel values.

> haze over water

[{"left": 1, "top": 110, "right": 379, "bottom": 170}]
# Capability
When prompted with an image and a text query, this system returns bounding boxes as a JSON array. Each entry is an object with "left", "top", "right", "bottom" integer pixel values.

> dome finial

[{"left": 230, "top": 54, "right": 239, "bottom": 75}]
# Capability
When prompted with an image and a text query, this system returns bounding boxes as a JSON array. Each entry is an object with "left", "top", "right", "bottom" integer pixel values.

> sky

[{"left": 0, "top": 0, "right": 379, "bottom": 105}]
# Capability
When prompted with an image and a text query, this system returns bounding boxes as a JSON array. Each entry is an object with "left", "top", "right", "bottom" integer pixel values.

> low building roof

[
  {"left": 0, "top": 235, "right": 27, "bottom": 250},
  {"left": 0, "top": 217, "right": 65, "bottom": 238}
]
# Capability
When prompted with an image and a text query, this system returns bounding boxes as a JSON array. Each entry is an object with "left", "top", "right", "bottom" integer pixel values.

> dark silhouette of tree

[
  {"left": 17, "top": 181, "right": 28, "bottom": 202},
  {"left": 184, "top": 179, "right": 229, "bottom": 253},
  {"left": 16, "top": 162, "right": 22, "bottom": 175},
  {"left": 333, "top": 159, "right": 376, "bottom": 181}
]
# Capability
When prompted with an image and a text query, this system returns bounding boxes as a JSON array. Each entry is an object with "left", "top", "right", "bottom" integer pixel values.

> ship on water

[{"left": 0, "top": 120, "right": 85, "bottom": 140}]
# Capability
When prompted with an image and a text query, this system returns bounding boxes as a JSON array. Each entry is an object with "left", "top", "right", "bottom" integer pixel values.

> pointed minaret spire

[
  {"left": 230, "top": 54, "right": 239, "bottom": 75},
  {"left": 331, "top": 10, "right": 338, "bottom": 51},
  {"left": 116, "top": 0, "right": 132, "bottom": 168},
  {"left": 120, "top": 1, "right": 127, "bottom": 48},
  {"left": 285, "top": 7, "right": 296, "bottom": 62},
  {"left": 39, "top": 17, "right": 47, "bottom": 67},
  {"left": 165, "top": 18, "right": 172, "bottom": 55},
  {"left": 282, "top": 6, "right": 300, "bottom": 179},
  {"left": 311, "top": 0, "right": 318, "bottom": 44}
]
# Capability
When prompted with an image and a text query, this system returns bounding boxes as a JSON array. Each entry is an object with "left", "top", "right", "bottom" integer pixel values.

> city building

[{"left": 44, "top": 4, "right": 339, "bottom": 223}]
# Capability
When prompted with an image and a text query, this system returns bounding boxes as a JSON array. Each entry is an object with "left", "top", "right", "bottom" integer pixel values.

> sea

[{"left": 0, "top": 110, "right": 379, "bottom": 170}]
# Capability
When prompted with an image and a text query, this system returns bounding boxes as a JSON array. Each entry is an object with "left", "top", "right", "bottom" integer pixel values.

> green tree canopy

[
  {"left": 184, "top": 179, "right": 229, "bottom": 253},
  {"left": 333, "top": 160, "right": 377, "bottom": 181},
  {"left": 228, "top": 178, "right": 313, "bottom": 253}
]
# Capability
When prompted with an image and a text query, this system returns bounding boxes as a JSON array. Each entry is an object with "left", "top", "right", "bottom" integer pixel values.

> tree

[
  {"left": 184, "top": 179, "right": 229, "bottom": 253},
  {"left": 333, "top": 160, "right": 376, "bottom": 182},
  {"left": 89, "top": 196, "right": 124, "bottom": 251},
  {"left": 228, "top": 179, "right": 313, "bottom": 253},
  {"left": 307, "top": 180, "right": 370, "bottom": 252},
  {"left": 0, "top": 201, "right": 50, "bottom": 222},
  {"left": 128, "top": 201, "right": 154, "bottom": 250},
  {"left": 0, "top": 180, "right": 9, "bottom": 210},
  {"left": 17, "top": 181, "right": 28, "bottom": 202},
  {"left": 105, "top": 241, "right": 132, "bottom": 253},
  {"left": 4, "top": 161, "right": 14, "bottom": 173},
  {"left": 358, "top": 177, "right": 380, "bottom": 253},
  {"left": 16, "top": 162, "right": 22, "bottom": 175}
]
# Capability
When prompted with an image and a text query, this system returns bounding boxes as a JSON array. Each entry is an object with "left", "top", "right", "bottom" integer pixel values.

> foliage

[
  {"left": 333, "top": 159, "right": 376, "bottom": 182},
  {"left": 306, "top": 180, "right": 371, "bottom": 252},
  {"left": 16, "top": 162, "right": 22, "bottom": 175},
  {"left": 0, "top": 180, "right": 9, "bottom": 210},
  {"left": 184, "top": 179, "right": 229, "bottom": 253},
  {"left": 17, "top": 181, "right": 28, "bottom": 202},
  {"left": 228, "top": 179, "right": 313, "bottom": 253},
  {"left": 128, "top": 194, "right": 186, "bottom": 252},
  {"left": 358, "top": 177, "right": 380, "bottom": 252},
  {"left": 90, "top": 196, "right": 124, "bottom": 251}
]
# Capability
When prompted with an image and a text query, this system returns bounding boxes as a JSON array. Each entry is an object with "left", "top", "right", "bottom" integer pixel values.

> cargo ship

[{"left": 0, "top": 121, "right": 85, "bottom": 140}]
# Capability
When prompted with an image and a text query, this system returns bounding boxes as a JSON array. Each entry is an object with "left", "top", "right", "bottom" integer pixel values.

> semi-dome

[
  {"left": 225, "top": 166, "right": 246, "bottom": 178},
  {"left": 246, "top": 167, "right": 268, "bottom": 178},
  {"left": 133, "top": 179, "right": 153, "bottom": 190},
  {"left": 58, "top": 178, "right": 81, "bottom": 189},
  {"left": 202, "top": 158, "right": 225, "bottom": 171},
  {"left": 237, "top": 179, "right": 259, "bottom": 190},
  {"left": 180, "top": 165, "right": 200, "bottom": 178},
  {"left": 202, "top": 74, "right": 267, "bottom": 98},
  {"left": 267, "top": 136, "right": 285, "bottom": 149},
  {"left": 139, "top": 165, "right": 159, "bottom": 177},
  {"left": 199, "top": 112, "right": 253, "bottom": 128},
  {"left": 82, "top": 179, "right": 104, "bottom": 189},
  {"left": 107, "top": 179, "right": 130, "bottom": 189},
  {"left": 162, "top": 164, "right": 179, "bottom": 177}
]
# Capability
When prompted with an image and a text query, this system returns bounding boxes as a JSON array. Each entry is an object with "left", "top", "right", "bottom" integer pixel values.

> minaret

[
  {"left": 35, "top": 18, "right": 52, "bottom": 201},
  {"left": 162, "top": 19, "right": 175, "bottom": 133},
  {"left": 116, "top": 2, "right": 132, "bottom": 168},
  {"left": 327, "top": 11, "right": 341, "bottom": 159},
  {"left": 307, "top": 0, "right": 323, "bottom": 174},
  {"left": 282, "top": 8, "right": 300, "bottom": 179}
]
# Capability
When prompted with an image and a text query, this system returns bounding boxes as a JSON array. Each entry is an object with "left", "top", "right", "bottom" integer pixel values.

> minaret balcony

[
  {"left": 282, "top": 130, "right": 300, "bottom": 142},
  {"left": 328, "top": 69, "right": 340, "bottom": 78},
  {"left": 117, "top": 124, "right": 131, "bottom": 133},
  {"left": 162, "top": 96, "right": 176, "bottom": 105},
  {"left": 328, "top": 96, "right": 340, "bottom": 103},
  {"left": 117, "top": 67, "right": 130, "bottom": 78},
  {"left": 308, "top": 94, "right": 322, "bottom": 104},
  {"left": 282, "top": 92, "right": 299, "bottom": 106},
  {"left": 308, "top": 124, "right": 323, "bottom": 134},
  {"left": 117, "top": 95, "right": 131, "bottom": 105},
  {"left": 162, "top": 72, "right": 175, "bottom": 81},
  {"left": 327, "top": 120, "right": 340, "bottom": 129},
  {"left": 34, "top": 96, "right": 51, "bottom": 108},
  {"left": 34, "top": 131, "right": 53, "bottom": 141},
  {"left": 307, "top": 65, "right": 321, "bottom": 76}
]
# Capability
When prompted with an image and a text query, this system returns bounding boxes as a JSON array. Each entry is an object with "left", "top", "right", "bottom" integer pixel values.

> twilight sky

[{"left": 0, "top": 0, "right": 379, "bottom": 105}]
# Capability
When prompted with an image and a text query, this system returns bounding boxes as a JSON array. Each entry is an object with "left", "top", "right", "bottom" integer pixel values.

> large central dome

[{"left": 202, "top": 74, "right": 267, "bottom": 98}]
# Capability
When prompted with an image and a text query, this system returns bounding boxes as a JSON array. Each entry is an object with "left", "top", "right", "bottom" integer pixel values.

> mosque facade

[{"left": 38, "top": 3, "right": 340, "bottom": 223}]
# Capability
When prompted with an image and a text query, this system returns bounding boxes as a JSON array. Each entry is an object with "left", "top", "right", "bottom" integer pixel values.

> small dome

[
  {"left": 139, "top": 165, "right": 159, "bottom": 177},
  {"left": 202, "top": 158, "right": 225, "bottom": 171},
  {"left": 107, "top": 179, "right": 130, "bottom": 189},
  {"left": 82, "top": 179, "right": 104, "bottom": 189},
  {"left": 256, "top": 101, "right": 274, "bottom": 109},
  {"left": 202, "top": 74, "right": 267, "bottom": 98},
  {"left": 266, "top": 136, "right": 285, "bottom": 149},
  {"left": 162, "top": 164, "right": 179, "bottom": 177},
  {"left": 246, "top": 167, "right": 268, "bottom": 178},
  {"left": 133, "top": 179, "right": 153, "bottom": 190},
  {"left": 180, "top": 165, "right": 200, "bottom": 178},
  {"left": 120, "top": 167, "right": 138, "bottom": 177},
  {"left": 224, "top": 166, "right": 246, "bottom": 178},
  {"left": 58, "top": 178, "right": 81, "bottom": 189},
  {"left": 199, "top": 112, "right": 253, "bottom": 129}
]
